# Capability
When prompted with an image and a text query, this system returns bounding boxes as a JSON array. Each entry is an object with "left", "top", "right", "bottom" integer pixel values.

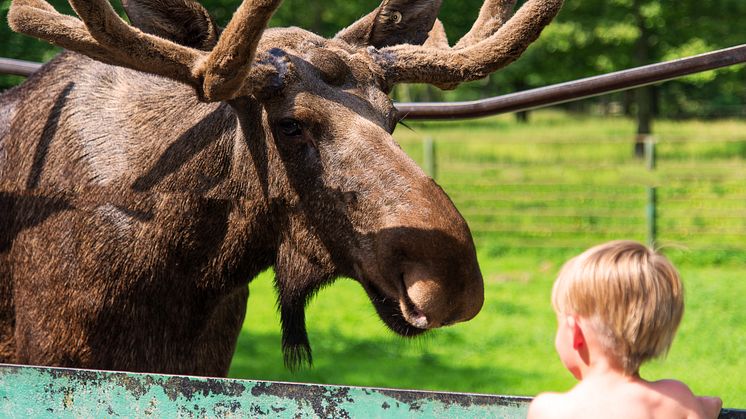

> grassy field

[
  {"left": 401, "top": 110, "right": 746, "bottom": 263},
  {"left": 228, "top": 110, "right": 746, "bottom": 407}
]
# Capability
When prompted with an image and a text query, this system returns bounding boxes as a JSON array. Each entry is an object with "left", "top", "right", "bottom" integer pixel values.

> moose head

[{"left": 4, "top": 0, "right": 562, "bottom": 372}]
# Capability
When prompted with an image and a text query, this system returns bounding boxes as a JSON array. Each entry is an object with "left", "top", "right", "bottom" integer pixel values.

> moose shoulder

[{"left": 0, "top": 0, "right": 562, "bottom": 376}]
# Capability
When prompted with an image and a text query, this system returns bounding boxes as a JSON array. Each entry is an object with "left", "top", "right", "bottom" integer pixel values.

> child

[{"left": 528, "top": 240, "right": 722, "bottom": 419}]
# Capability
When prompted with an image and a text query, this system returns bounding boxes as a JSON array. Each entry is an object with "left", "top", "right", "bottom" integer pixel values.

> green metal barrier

[
  {"left": 0, "top": 365, "right": 743, "bottom": 418},
  {"left": 0, "top": 364, "right": 528, "bottom": 418}
]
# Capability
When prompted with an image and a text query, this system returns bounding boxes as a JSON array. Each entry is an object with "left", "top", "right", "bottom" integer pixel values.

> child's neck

[{"left": 577, "top": 348, "right": 639, "bottom": 383}]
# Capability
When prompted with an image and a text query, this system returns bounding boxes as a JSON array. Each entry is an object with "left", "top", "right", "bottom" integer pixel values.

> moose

[{"left": 0, "top": 0, "right": 562, "bottom": 376}]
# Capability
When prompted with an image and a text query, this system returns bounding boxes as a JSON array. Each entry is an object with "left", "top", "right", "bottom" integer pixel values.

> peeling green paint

[
  {"left": 0, "top": 365, "right": 743, "bottom": 418},
  {"left": 0, "top": 365, "right": 527, "bottom": 418}
]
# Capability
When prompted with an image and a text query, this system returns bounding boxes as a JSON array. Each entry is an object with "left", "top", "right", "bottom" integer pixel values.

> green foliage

[
  {"left": 2, "top": 0, "right": 743, "bottom": 116},
  {"left": 480, "top": 0, "right": 746, "bottom": 117}
]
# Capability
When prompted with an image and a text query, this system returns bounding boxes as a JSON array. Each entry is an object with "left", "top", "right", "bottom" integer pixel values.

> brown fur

[
  {"left": 121, "top": 0, "right": 220, "bottom": 49},
  {"left": 453, "top": 0, "right": 517, "bottom": 49},
  {"left": 335, "top": 0, "right": 443, "bottom": 48},
  {"left": 1, "top": 0, "right": 560, "bottom": 375}
]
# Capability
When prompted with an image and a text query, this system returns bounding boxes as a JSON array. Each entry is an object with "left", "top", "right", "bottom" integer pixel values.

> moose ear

[
  {"left": 121, "top": 0, "right": 219, "bottom": 50},
  {"left": 335, "top": 0, "right": 443, "bottom": 48}
]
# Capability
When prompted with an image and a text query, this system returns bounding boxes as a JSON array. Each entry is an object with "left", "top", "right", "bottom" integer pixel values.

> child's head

[{"left": 551, "top": 240, "right": 684, "bottom": 375}]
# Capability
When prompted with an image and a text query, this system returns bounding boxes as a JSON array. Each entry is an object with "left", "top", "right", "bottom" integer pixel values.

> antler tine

[
  {"left": 10, "top": 0, "right": 204, "bottom": 90},
  {"left": 420, "top": 0, "right": 517, "bottom": 51},
  {"left": 68, "top": 0, "right": 282, "bottom": 101},
  {"left": 11, "top": 0, "right": 283, "bottom": 102},
  {"left": 378, "top": 0, "right": 563, "bottom": 89},
  {"left": 7, "top": 0, "right": 137, "bottom": 67},
  {"left": 453, "top": 0, "right": 517, "bottom": 50},
  {"left": 67, "top": 0, "right": 204, "bottom": 85},
  {"left": 423, "top": 19, "right": 449, "bottom": 49},
  {"left": 200, "top": 0, "right": 283, "bottom": 101},
  {"left": 418, "top": 0, "right": 517, "bottom": 89}
]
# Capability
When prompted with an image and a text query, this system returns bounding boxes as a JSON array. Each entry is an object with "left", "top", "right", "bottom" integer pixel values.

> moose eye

[
  {"left": 277, "top": 118, "right": 303, "bottom": 137},
  {"left": 391, "top": 11, "right": 403, "bottom": 24}
]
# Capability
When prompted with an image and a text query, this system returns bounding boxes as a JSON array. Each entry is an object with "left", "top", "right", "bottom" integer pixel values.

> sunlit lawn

[
  {"left": 229, "top": 261, "right": 745, "bottom": 407},
  {"left": 228, "top": 111, "right": 746, "bottom": 408}
]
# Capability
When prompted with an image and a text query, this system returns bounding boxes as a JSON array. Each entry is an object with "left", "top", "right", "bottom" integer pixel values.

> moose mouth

[{"left": 361, "top": 277, "right": 429, "bottom": 337}]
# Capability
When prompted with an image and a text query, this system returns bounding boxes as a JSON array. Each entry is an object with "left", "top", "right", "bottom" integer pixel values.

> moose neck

[
  {"left": 3, "top": 53, "right": 283, "bottom": 290},
  {"left": 0, "top": 54, "right": 294, "bottom": 375},
  {"left": 105, "top": 64, "right": 282, "bottom": 292}
]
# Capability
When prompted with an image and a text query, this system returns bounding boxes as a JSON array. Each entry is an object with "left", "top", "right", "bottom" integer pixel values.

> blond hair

[{"left": 551, "top": 240, "right": 684, "bottom": 375}]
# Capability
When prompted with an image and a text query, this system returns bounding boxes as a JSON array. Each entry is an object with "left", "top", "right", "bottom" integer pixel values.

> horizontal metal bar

[
  {"left": 0, "top": 57, "right": 42, "bottom": 77},
  {"left": 396, "top": 44, "right": 746, "bottom": 120},
  {"left": 2, "top": 44, "right": 745, "bottom": 120}
]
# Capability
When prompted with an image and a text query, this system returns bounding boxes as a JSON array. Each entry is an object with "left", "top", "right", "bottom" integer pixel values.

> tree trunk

[
  {"left": 635, "top": 86, "right": 653, "bottom": 158},
  {"left": 633, "top": 0, "right": 655, "bottom": 158},
  {"left": 623, "top": 90, "right": 634, "bottom": 116},
  {"left": 514, "top": 80, "right": 530, "bottom": 123},
  {"left": 310, "top": 0, "right": 324, "bottom": 34}
]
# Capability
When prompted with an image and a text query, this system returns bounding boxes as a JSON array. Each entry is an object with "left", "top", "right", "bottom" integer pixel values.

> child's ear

[{"left": 567, "top": 316, "right": 586, "bottom": 350}]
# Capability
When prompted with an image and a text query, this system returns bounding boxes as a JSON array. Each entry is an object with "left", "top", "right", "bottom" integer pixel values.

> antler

[
  {"left": 452, "top": 0, "right": 517, "bottom": 50},
  {"left": 8, "top": 0, "right": 282, "bottom": 102},
  {"left": 376, "top": 0, "right": 563, "bottom": 89}
]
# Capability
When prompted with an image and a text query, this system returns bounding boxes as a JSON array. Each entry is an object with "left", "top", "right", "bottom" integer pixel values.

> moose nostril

[{"left": 410, "top": 312, "right": 429, "bottom": 329}]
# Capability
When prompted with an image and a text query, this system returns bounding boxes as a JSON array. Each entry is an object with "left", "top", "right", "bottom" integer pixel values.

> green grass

[
  {"left": 230, "top": 262, "right": 746, "bottom": 406},
  {"left": 228, "top": 110, "right": 746, "bottom": 408}
]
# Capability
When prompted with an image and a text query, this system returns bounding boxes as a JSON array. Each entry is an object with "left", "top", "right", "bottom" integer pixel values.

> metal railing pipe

[
  {"left": 396, "top": 44, "right": 746, "bottom": 120},
  {"left": 0, "top": 57, "right": 42, "bottom": 77},
  {"left": 2, "top": 44, "right": 745, "bottom": 120}
]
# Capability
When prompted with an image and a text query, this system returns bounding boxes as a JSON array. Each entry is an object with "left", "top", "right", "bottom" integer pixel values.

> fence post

[
  {"left": 424, "top": 137, "right": 437, "bottom": 180},
  {"left": 644, "top": 136, "right": 657, "bottom": 248}
]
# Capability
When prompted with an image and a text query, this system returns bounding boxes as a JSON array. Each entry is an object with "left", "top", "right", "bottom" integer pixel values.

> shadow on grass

[{"left": 228, "top": 327, "right": 537, "bottom": 394}]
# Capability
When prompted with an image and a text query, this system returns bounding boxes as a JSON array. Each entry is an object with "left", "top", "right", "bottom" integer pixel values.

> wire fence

[{"left": 415, "top": 130, "right": 746, "bottom": 263}]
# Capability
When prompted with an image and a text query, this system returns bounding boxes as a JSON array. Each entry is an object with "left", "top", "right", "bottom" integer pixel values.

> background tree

[
  {"left": 1, "top": 0, "right": 744, "bottom": 127},
  {"left": 476, "top": 0, "right": 745, "bottom": 150}
]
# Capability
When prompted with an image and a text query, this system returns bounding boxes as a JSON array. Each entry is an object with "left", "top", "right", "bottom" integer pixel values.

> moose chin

[{"left": 0, "top": 0, "right": 562, "bottom": 376}]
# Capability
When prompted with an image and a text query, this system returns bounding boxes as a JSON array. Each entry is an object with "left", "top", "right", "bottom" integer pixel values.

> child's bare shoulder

[
  {"left": 649, "top": 378, "right": 696, "bottom": 394},
  {"left": 647, "top": 379, "right": 717, "bottom": 418},
  {"left": 648, "top": 378, "right": 701, "bottom": 406},
  {"left": 527, "top": 391, "right": 574, "bottom": 419}
]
